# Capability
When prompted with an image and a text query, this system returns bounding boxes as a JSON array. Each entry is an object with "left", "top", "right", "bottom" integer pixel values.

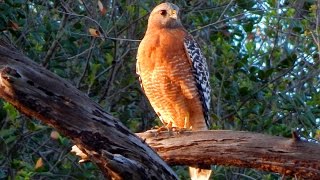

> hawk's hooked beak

[{"left": 169, "top": 9, "right": 178, "bottom": 19}]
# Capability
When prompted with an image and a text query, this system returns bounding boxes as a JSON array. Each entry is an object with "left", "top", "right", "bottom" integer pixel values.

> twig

[
  {"left": 87, "top": 48, "right": 131, "bottom": 95},
  {"left": 190, "top": 10, "right": 264, "bottom": 33},
  {"left": 69, "top": 32, "right": 141, "bottom": 42},
  {"left": 317, "top": 0, "right": 320, "bottom": 60},
  {"left": 56, "top": 10, "right": 108, "bottom": 40},
  {"left": 67, "top": 47, "right": 95, "bottom": 60},
  {"left": 217, "top": 0, "right": 234, "bottom": 22},
  {"left": 222, "top": 65, "right": 295, "bottom": 120},
  {"left": 42, "top": 13, "right": 69, "bottom": 68},
  {"left": 76, "top": 38, "right": 96, "bottom": 88}
]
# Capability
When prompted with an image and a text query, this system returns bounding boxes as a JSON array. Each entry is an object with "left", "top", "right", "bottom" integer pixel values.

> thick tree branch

[
  {"left": 0, "top": 40, "right": 178, "bottom": 180},
  {"left": 137, "top": 130, "right": 320, "bottom": 179},
  {"left": 0, "top": 39, "right": 319, "bottom": 179}
]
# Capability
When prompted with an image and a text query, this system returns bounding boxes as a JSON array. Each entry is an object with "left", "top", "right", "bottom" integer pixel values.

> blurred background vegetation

[{"left": 0, "top": 0, "right": 319, "bottom": 179}]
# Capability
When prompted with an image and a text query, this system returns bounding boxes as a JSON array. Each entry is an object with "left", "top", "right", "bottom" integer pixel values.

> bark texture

[
  {"left": 0, "top": 40, "right": 178, "bottom": 180},
  {"left": 137, "top": 130, "right": 320, "bottom": 179}
]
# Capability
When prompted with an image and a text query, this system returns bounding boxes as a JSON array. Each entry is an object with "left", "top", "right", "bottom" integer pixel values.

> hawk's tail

[{"left": 189, "top": 166, "right": 212, "bottom": 180}]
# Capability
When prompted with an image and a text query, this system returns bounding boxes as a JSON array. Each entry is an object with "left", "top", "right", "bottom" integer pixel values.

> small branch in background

[
  {"left": 76, "top": 38, "right": 96, "bottom": 89},
  {"left": 222, "top": 65, "right": 294, "bottom": 120},
  {"left": 67, "top": 47, "right": 94, "bottom": 60},
  {"left": 98, "top": 40, "right": 118, "bottom": 103},
  {"left": 189, "top": 10, "right": 264, "bottom": 33},
  {"left": 80, "top": 0, "right": 93, "bottom": 17},
  {"left": 87, "top": 48, "right": 131, "bottom": 95},
  {"left": 307, "top": 0, "right": 320, "bottom": 61},
  {"left": 217, "top": 0, "right": 234, "bottom": 21},
  {"left": 42, "top": 13, "right": 69, "bottom": 68},
  {"left": 56, "top": 9, "right": 109, "bottom": 40},
  {"left": 98, "top": 5, "right": 120, "bottom": 103},
  {"left": 317, "top": 0, "right": 320, "bottom": 59},
  {"left": 77, "top": 32, "right": 142, "bottom": 42}
]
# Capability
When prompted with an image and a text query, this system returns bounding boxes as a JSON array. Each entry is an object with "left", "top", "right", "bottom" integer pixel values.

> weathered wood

[
  {"left": 0, "top": 40, "right": 178, "bottom": 180},
  {"left": 137, "top": 130, "right": 320, "bottom": 179}
]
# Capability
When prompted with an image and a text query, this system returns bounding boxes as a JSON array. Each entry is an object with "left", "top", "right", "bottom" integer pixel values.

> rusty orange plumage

[{"left": 137, "top": 3, "right": 212, "bottom": 179}]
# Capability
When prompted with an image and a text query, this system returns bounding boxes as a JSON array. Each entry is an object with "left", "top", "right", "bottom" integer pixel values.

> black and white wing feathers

[{"left": 184, "top": 35, "right": 211, "bottom": 128}]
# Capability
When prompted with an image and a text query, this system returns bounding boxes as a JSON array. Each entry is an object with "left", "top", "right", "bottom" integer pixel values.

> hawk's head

[{"left": 148, "top": 2, "right": 182, "bottom": 29}]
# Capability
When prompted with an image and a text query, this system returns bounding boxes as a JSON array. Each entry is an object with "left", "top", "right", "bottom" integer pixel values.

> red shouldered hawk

[{"left": 136, "top": 2, "right": 212, "bottom": 180}]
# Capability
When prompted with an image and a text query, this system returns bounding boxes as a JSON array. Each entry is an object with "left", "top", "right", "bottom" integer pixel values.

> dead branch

[
  {"left": 0, "top": 40, "right": 178, "bottom": 180},
  {"left": 137, "top": 130, "right": 320, "bottom": 179}
]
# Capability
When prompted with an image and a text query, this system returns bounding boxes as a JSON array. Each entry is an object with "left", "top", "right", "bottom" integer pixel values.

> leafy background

[{"left": 0, "top": 0, "right": 320, "bottom": 179}]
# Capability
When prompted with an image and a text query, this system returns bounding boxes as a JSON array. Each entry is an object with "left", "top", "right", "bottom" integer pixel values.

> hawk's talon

[
  {"left": 172, "top": 127, "right": 188, "bottom": 134},
  {"left": 156, "top": 125, "right": 170, "bottom": 132}
]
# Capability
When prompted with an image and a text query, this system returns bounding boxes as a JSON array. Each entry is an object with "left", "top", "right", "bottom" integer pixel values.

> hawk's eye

[{"left": 160, "top": 10, "right": 167, "bottom": 16}]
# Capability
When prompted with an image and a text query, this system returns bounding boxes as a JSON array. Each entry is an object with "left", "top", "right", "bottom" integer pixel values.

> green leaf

[
  {"left": 4, "top": 135, "right": 17, "bottom": 144},
  {"left": 243, "top": 22, "right": 254, "bottom": 32},
  {"left": 239, "top": 86, "right": 250, "bottom": 96},
  {"left": 73, "top": 22, "right": 82, "bottom": 29},
  {"left": 277, "top": 54, "right": 297, "bottom": 69},
  {"left": 3, "top": 102, "right": 19, "bottom": 120},
  {"left": 0, "top": 128, "right": 15, "bottom": 137}
]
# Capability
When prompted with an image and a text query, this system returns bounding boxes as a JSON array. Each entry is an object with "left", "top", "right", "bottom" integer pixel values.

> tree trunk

[{"left": 0, "top": 39, "right": 319, "bottom": 179}]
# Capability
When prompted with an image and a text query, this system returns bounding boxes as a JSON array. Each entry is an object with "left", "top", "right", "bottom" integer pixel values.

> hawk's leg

[
  {"left": 171, "top": 114, "right": 190, "bottom": 133},
  {"left": 184, "top": 112, "right": 190, "bottom": 129}
]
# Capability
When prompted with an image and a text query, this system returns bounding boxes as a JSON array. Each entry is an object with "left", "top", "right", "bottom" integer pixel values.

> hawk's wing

[{"left": 184, "top": 34, "right": 211, "bottom": 128}]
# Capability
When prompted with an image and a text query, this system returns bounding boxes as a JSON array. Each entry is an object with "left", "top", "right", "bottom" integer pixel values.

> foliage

[{"left": 0, "top": 0, "right": 319, "bottom": 179}]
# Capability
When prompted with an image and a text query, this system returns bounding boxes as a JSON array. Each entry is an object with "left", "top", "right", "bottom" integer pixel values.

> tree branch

[
  {"left": 137, "top": 130, "right": 320, "bottom": 179},
  {"left": 42, "top": 13, "right": 69, "bottom": 68},
  {"left": 0, "top": 39, "right": 177, "bottom": 180}
]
